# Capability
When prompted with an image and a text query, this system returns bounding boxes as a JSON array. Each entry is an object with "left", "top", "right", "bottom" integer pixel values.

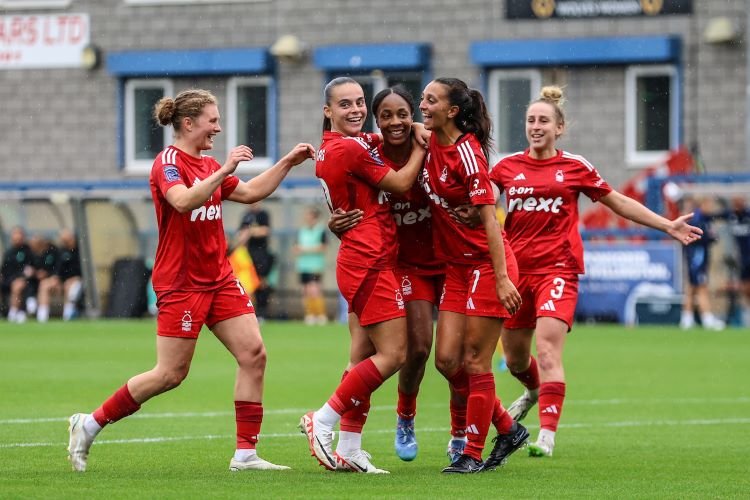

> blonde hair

[
  {"left": 153, "top": 89, "right": 217, "bottom": 131},
  {"left": 532, "top": 85, "right": 566, "bottom": 126}
]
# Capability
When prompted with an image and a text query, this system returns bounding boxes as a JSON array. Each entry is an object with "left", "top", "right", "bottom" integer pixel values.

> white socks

[
  {"left": 37, "top": 305, "right": 50, "bottom": 323},
  {"left": 83, "top": 414, "right": 102, "bottom": 437},
  {"left": 538, "top": 428, "right": 556, "bottom": 444},
  {"left": 315, "top": 403, "right": 340, "bottom": 430},
  {"left": 336, "top": 431, "right": 362, "bottom": 456},
  {"left": 233, "top": 448, "right": 257, "bottom": 461}
]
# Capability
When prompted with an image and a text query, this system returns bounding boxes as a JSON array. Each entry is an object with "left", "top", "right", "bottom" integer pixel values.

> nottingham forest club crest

[
  {"left": 401, "top": 276, "right": 413, "bottom": 296},
  {"left": 181, "top": 311, "right": 193, "bottom": 332}
]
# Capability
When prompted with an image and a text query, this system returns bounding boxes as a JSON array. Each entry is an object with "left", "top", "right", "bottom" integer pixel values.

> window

[
  {"left": 227, "top": 76, "right": 272, "bottom": 172},
  {"left": 124, "top": 0, "right": 268, "bottom": 5},
  {"left": 124, "top": 79, "right": 173, "bottom": 173},
  {"left": 109, "top": 47, "right": 273, "bottom": 174},
  {"left": 487, "top": 70, "right": 541, "bottom": 163},
  {"left": 351, "top": 72, "right": 424, "bottom": 133},
  {"left": 0, "top": 0, "right": 71, "bottom": 8},
  {"left": 313, "top": 43, "right": 430, "bottom": 132},
  {"left": 625, "top": 65, "right": 678, "bottom": 166}
]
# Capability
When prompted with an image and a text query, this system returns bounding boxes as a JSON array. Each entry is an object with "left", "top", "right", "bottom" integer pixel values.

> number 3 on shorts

[{"left": 550, "top": 277, "right": 565, "bottom": 299}]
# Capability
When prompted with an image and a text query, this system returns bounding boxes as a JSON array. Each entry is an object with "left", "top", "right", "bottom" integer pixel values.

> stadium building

[{"left": 0, "top": 0, "right": 747, "bottom": 319}]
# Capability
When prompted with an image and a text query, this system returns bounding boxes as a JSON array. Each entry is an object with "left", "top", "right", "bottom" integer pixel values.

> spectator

[
  {"left": 236, "top": 202, "right": 274, "bottom": 320},
  {"left": 1, "top": 226, "right": 33, "bottom": 323},
  {"left": 294, "top": 206, "right": 328, "bottom": 325},
  {"left": 721, "top": 196, "right": 750, "bottom": 326},
  {"left": 36, "top": 229, "right": 83, "bottom": 322},
  {"left": 680, "top": 196, "right": 725, "bottom": 330},
  {"left": 26, "top": 234, "right": 58, "bottom": 319}
]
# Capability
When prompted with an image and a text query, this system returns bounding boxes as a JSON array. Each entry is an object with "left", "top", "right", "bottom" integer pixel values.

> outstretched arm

[
  {"left": 599, "top": 190, "right": 703, "bottom": 245},
  {"left": 228, "top": 143, "right": 315, "bottom": 204},
  {"left": 166, "top": 145, "right": 253, "bottom": 213}
]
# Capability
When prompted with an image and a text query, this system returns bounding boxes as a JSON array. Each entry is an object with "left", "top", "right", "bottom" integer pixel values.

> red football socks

[
  {"left": 510, "top": 356, "right": 540, "bottom": 391},
  {"left": 338, "top": 369, "right": 369, "bottom": 433},
  {"left": 447, "top": 368, "right": 469, "bottom": 437},
  {"left": 327, "top": 358, "right": 383, "bottom": 416},
  {"left": 538, "top": 381, "right": 566, "bottom": 431},
  {"left": 92, "top": 384, "right": 141, "bottom": 427},
  {"left": 396, "top": 387, "right": 418, "bottom": 419},
  {"left": 463, "top": 373, "right": 495, "bottom": 461},
  {"left": 491, "top": 397, "right": 514, "bottom": 435},
  {"left": 235, "top": 401, "right": 262, "bottom": 449}
]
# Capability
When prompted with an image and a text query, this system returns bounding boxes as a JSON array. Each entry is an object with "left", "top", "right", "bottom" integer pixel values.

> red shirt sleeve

[
  {"left": 461, "top": 139, "right": 495, "bottom": 206},
  {"left": 347, "top": 139, "right": 390, "bottom": 187},
  {"left": 576, "top": 159, "right": 613, "bottom": 202},
  {"left": 489, "top": 159, "right": 506, "bottom": 194},
  {"left": 221, "top": 174, "right": 241, "bottom": 200},
  {"left": 152, "top": 159, "right": 186, "bottom": 198}
]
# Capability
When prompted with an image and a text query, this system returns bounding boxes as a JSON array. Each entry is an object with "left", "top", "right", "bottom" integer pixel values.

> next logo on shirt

[{"left": 190, "top": 203, "right": 222, "bottom": 222}]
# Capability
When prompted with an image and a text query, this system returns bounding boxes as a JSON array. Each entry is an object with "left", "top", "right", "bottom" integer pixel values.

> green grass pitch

[{"left": 1, "top": 320, "right": 748, "bottom": 498}]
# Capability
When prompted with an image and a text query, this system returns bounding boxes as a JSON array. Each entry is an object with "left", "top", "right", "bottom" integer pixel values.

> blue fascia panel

[
  {"left": 470, "top": 36, "right": 680, "bottom": 67},
  {"left": 313, "top": 43, "right": 430, "bottom": 72},
  {"left": 0, "top": 179, "right": 150, "bottom": 191},
  {"left": 107, "top": 48, "right": 271, "bottom": 77},
  {"left": 0, "top": 177, "right": 318, "bottom": 192}
]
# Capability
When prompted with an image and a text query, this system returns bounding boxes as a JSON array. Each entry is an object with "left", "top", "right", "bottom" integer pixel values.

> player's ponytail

[{"left": 434, "top": 78, "right": 494, "bottom": 159}]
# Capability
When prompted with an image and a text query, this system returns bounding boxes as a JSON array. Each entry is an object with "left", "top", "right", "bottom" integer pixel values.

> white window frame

[
  {"left": 350, "top": 71, "right": 425, "bottom": 133},
  {"left": 625, "top": 64, "right": 678, "bottom": 167},
  {"left": 0, "top": 0, "right": 71, "bottom": 8},
  {"left": 351, "top": 73, "right": 388, "bottom": 134},
  {"left": 124, "top": 0, "right": 269, "bottom": 5},
  {"left": 226, "top": 76, "right": 273, "bottom": 173},
  {"left": 487, "top": 69, "right": 541, "bottom": 165},
  {"left": 124, "top": 78, "right": 173, "bottom": 174}
]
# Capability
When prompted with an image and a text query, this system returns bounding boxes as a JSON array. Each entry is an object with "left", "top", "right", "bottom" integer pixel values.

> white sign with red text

[{"left": 0, "top": 13, "right": 89, "bottom": 69}]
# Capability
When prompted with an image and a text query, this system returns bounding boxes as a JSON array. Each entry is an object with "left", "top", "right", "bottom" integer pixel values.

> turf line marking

[
  {"left": 3, "top": 417, "right": 750, "bottom": 449},
  {"left": 3, "top": 397, "right": 750, "bottom": 425}
]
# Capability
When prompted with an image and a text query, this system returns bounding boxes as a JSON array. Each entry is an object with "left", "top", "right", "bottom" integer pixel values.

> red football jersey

[
  {"left": 150, "top": 146, "right": 240, "bottom": 291},
  {"left": 381, "top": 144, "right": 443, "bottom": 275},
  {"left": 490, "top": 149, "right": 613, "bottom": 274},
  {"left": 419, "top": 133, "right": 497, "bottom": 264},
  {"left": 316, "top": 131, "right": 398, "bottom": 270}
]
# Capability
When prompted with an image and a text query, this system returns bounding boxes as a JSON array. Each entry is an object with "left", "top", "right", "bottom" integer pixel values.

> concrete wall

[{"left": 1, "top": 0, "right": 747, "bottom": 188}]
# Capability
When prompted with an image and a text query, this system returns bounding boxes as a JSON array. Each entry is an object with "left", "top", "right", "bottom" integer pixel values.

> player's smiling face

[
  {"left": 526, "top": 101, "right": 562, "bottom": 154},
  {"left": 325, "top": 82, "right": 367, "bottom": 137},
  {"left": 419, "top": 81, "right": 455, "bottom": 131},
  {"left": 188, "top": 103, "right": 221, "bottom": 152},
  {"left": 375, "top": 93, "right": 413, "bottom": 147}
]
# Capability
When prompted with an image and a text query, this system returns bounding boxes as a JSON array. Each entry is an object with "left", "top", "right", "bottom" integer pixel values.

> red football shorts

[
  {"left": 156, "top": 278, "right": 255, "bottom": 338},
  {"left": 397, "top": 269, "right": 445, "bottom": 305},
  {"left": 504, "top": 272, "right": 579, "bottom": 331},
  {"left": 439, "top": 252, "right": 519, "bottom": 319},
  {"left": 337, "top": 265, "right": 405, "bottom": 327}
]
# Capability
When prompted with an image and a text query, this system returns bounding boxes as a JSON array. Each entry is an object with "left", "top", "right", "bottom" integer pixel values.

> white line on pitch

[
  {"left": 2, "top": 417, "right": 750, "bottom": 449},
  {"left": 2, "top": 397, "right": 749, "bottom": 425}
]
